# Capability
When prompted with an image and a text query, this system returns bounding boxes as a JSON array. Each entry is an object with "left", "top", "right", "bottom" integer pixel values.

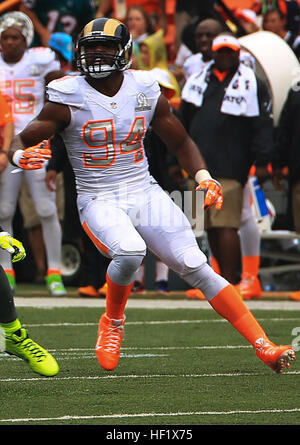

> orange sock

[
  {"left": 210, "top": 256, "right": 220, "bottom": 274},
  {"left": 4, "top": 269, "right": 15, "bottom": 276},
  {"left": 47, "top": 269, "right": 61, "bottom": 276},
  {"left": 209, "top": 284, "right": 267, "bottom": 346},
  {"left": 242, "top": 255, "right": 260, "bottom": 277},
  {"left": 105, "top": 274, "right": 133, "bottom": 320}
]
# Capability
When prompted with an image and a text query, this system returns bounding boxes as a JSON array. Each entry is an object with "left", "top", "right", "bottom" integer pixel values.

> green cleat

[
  {"left": 46, "top": 273, "right": 67, "bottom": 296},
  {"left": 4, "top": 328, "right": 59, "bottom": 376}
]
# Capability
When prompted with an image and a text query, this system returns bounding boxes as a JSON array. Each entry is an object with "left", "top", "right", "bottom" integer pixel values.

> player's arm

[
  {"left": 151, "top": 95, "right": 223, "bottom": 209},
  {"left": 8, "top": 101, "right": 70, "bottom": 169}
]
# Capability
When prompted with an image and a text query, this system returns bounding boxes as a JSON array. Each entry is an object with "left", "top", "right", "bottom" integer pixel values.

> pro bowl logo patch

[{"left": 135, "top": 92, "right": 151, "bottom": 111}]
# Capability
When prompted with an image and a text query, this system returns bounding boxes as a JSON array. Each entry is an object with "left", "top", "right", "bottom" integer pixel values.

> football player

[
  {"left": 0, "top": 12, "right": 66, "bottom": 295},
  {"left": 8, "top": 18, "right": 295, "bottom": 374},
  {"left": 0, "top": 230, "right": 59, "bottom": 376}
]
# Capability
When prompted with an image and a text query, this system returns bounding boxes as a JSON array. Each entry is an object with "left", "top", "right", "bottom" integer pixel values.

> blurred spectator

[
  {"left": 262, "top": 7, "right": 300, "bottom": 59},
  {"left": 136, "top": 29, "right": 181, "bottom": 99},
  {"left": 178, "top": 33, "right": 273, "bottom": 284},
  {"left": 125, "top": 4, "right": 155, "bottom": 67},
  {"left": 182, "top": 18, "right": 224, "bottom": 82},
  {"left": 235, "top": 8, "right": 260, "bottom": 34},
  {"left": 21, "top": 0, "right": 96, "bottom": 47},
  {"left": 272, "top": 85, "right": 300, "bottom": 301},
  {"left": 48, "top": 32, "right": 74, "bottom": 72},
  {"left": 0, "top": 11, "right": 66, "bottom": 295},
  {"left": 251, "top": 0, "right": 300, "bottom": 35},
  {"left": 174, "top": 0, "right": 218, "bottom": 51},
  {"left": 96, "top": 0, "right": 167, "bottom": 32}
]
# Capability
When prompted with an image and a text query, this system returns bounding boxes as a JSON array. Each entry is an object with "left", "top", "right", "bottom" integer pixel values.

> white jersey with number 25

[{"left": 0, "top": 47, "right": 60, "bottom": 134}]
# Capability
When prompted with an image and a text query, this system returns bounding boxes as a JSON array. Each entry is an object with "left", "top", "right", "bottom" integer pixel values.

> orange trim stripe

[{"left": 82, "top": 221, "right": 110, "bottom": 255}]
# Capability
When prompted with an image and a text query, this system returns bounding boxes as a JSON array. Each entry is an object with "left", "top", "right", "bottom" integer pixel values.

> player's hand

[
  {"left": 196, "top": 179, "right": 223, "bottom": 210},
  {"left": 0, "top": 232, "right": 26, "bottom": 263},
  {"left": 16, "top": 140, "right": 51, "bottom": 170},
  {"left": 45, "top": 170, "right": 57, "bottom": 192}
]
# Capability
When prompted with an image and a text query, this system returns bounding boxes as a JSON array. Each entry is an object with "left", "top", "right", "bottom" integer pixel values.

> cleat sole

[{"left": 275, "top": 349, "right": 296, "bottom": 374}]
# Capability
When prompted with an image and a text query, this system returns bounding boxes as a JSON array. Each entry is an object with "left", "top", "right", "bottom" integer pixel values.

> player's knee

[
  {"left": 182, "top": 246, "right": 206, "bottom": 274},
  {"left": 113, "top": 253, "right": 145, "bottom": 283},
  {"left": 111, "top": 237, "right": 146, "bottom": 280},
  {"left": 35, "top": 199, "right": 56, "bottom": 219},
  {"left": 119, "top": 237, "right": 147, "bottom": 258},
  {"left": 0, "top": 202, "right": 15, "bottom": 220}
]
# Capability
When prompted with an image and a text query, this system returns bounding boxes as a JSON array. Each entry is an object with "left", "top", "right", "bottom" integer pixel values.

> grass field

[{"left": 0, "top": 286, "right": 299, "bottom": 428}]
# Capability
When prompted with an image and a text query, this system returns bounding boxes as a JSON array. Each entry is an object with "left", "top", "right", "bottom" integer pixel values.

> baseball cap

[
  {"left": 212, "top": 34, "right": 241, "bottom": 52},
  {"left": 48, "top": 32, "right": 73, "bottom": 62},
  {"left": 235, "top": 9, "right": 258, "bottom": 25}
]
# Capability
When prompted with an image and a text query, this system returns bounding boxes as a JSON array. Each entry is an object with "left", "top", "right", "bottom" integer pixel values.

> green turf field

[{"left": 0, "top": 293, "right": 299, "bottom": 426}]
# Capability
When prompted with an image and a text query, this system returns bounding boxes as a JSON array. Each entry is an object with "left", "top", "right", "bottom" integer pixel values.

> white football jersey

[
  {"left": 47, "top": 70, "right": 161, "bottom": 196},
  {"left": 0, "top": 47, "right": 60, "bottom": 134}
]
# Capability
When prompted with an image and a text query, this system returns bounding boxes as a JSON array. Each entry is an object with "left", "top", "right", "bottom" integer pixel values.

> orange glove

[
  {"left": 196, "top": 179, "right": 223, "bottom": 210},
  {"left": 14, "top": 140, "right": 51, "bottom": 170}
]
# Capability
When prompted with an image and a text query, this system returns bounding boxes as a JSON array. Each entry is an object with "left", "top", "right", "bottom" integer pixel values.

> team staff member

[
  {"left": 8, "top": 18, "right": 295, "bottom": 374},
  {"left": 179, "top": 33, "right": 273, "bottom": 285}
]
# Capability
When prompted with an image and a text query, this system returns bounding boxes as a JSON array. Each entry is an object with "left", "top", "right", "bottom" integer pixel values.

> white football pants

[
  {"left": 0, "top": 163, "right": 62, "bottom": 271},
  {"left": 78, "top": 181, "right": 228, "bottom": 300}
]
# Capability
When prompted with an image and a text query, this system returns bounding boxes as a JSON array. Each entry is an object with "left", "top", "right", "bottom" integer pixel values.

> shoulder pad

[
  {"left": 46, "top": 75, "right": 85, "bottom": 107},
  {"left": 28, "top": 47, "right": 57, "bottom": 65},
  {"left": 129, "top": 69, "right": 160, "bottom": 90}
]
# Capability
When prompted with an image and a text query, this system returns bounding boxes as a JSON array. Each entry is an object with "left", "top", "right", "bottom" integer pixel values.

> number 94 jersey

[{"left": 47, "top": 70, "right": 161, "bottom": 196}]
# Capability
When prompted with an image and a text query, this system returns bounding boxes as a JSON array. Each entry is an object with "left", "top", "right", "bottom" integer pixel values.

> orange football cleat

[
  {"left": 185, "top": 288, "right": 206, "bottom": 300},
  {"left": 289, "top": 290, "right": 300, "bottom": 301},
  {"left": 78, "top": 285, "right": 99, "bottom": 298},
  {"left": 98, "top": 282, "right": 108, "bottom": 297},
  {"left": 255, "top": 337, "right": 296, "bottom": 373},
  {"left": 235, "top": 275, "right": 262, "bottom": 300},
  {"left": 95, "top": 313, "right": 125, "bottom": 371}
]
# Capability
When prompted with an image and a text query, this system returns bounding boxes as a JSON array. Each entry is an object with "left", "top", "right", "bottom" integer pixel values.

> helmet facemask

[{"left": 77, "top": 35, "right": 132, "bottom": 79}]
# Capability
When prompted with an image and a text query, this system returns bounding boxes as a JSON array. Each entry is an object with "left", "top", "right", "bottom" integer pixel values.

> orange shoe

[
  {"left": 185, "top": 289, "right": 206, "bottom": 300},
  {"left": 78, "top": 285, "right": 99, "bottom": 298},
  {"left": 95, "top": 313, "right": 125, "bottom": 371},
  {"left": 255, "top": 337, "right": 296, "bottom": 373},
  {"left": 235, "top": 275, "right": 262, "bottom": 300},
  {"left": 289, "top": 290, "right": 300, "bottom": 301},
  {"left": 98, "top": 282, "right": 108, "bottom": 297}
]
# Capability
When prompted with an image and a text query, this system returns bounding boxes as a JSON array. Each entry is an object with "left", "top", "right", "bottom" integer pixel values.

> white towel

[{"left": 182, "top": 61, "right": 260, "bottom": 117}]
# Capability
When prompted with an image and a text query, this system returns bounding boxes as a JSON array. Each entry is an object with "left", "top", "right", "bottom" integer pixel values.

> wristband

[
  {"left": 12, "top": 150, "right": 24, "bottom": 167},
  {"left": 0, "top": 231, "right": 11, "bottom": 237},
  {"left": 195, "top": 169, "right": 212, "bottom": 184}
]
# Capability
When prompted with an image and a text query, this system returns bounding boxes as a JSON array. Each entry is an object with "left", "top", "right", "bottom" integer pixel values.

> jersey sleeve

[
  {"left": 28, "top": 47, "right": 61, "bottom": 76},
  {"left": 46, "top": 75, "right": 85, "bottom": 107}
]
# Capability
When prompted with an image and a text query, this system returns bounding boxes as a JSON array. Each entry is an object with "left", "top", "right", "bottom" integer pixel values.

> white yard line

[
  {"left": 0, "top": 370, "right": 299, "bottom": 383},
  {"left": 0, "top": 407, "right": 300, "bottom": 423},
  {"left": 13, "top": 297, "right": 300, "bottom": 310}
]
